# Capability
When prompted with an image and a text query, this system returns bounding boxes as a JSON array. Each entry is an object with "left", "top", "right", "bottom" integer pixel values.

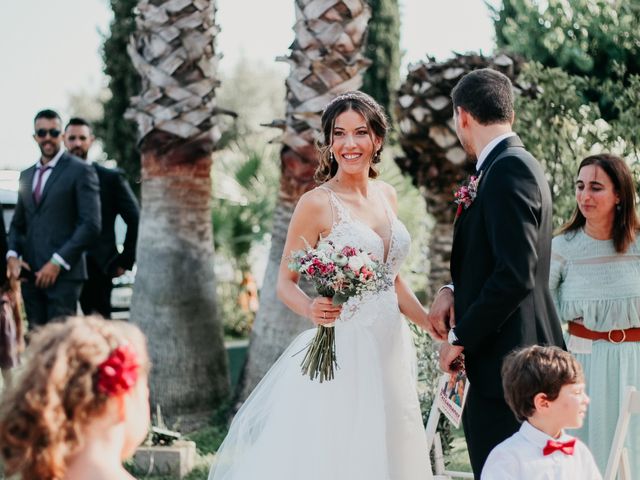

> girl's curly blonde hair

[
  {"left": 314, "top": 91, "right": 389, "bottom": 184},
  {"left": 0, "top": 316, "right": 149, "bottom": 480}
]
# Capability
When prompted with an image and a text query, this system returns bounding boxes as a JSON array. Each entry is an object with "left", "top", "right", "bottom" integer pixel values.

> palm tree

[
  {"left": 126, "top": 0, "right": 233, "bottom": 429},
  {"left": 237, "top": 0, "right": 372, "bottom": 401}
]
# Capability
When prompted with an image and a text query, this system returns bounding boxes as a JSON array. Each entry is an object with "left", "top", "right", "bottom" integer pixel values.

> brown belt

[{"left": 568, "top": 321, "right": 640, "bottom": 344}]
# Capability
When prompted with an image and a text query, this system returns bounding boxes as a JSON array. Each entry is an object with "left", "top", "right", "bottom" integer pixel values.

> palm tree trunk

[
  {"left": 126, "top": 0, "right": 232, "bottom": 429},
  {"left": 133, "top": 139, "right": 229, "bottom": 429},
  {"left": 237, "top": 0, "right": 372, "bottom": 402}
]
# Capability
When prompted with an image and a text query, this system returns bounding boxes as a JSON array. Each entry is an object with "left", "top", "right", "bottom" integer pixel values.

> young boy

[{"left": 481, "top": 345, "right": 601, "bottom": 479}]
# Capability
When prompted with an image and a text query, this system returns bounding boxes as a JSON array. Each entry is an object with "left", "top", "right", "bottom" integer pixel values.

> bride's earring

[{"left": 330, "top": 151, "right": 336, "bottom": 163}]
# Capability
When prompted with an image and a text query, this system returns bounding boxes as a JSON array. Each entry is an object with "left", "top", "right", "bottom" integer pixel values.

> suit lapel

[
  {"left": 38, "top": 153, "right": 70, "bottom": 207},
  {"left": 451, "top": 135, "right": 524, "bottom": 260},
  {"left": 22, "top": 166, "right": 37, "bottom": 212},
  {"left": 476, "top": 135, "right": 523, "bottom": 177}
]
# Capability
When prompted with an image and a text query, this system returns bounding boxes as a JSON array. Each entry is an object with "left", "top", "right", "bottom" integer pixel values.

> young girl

[
  {"left": 0, "top": 316, "right": 150, "bottom": 480},
  {"left": 0, "top": 274, "right": 24, "bottom": 387}
]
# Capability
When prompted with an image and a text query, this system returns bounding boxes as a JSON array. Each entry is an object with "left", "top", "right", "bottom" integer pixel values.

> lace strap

[
  {"left": 375, "top": 184, "right": 396, "bottom": 223},
  {"left": 317, "top": 185, "right": 351, "bottom": 225}
]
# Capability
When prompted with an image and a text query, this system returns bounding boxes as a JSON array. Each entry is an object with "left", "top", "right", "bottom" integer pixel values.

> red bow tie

[{"left": 543, "top": 438, "right": 576, "bottom": 456}]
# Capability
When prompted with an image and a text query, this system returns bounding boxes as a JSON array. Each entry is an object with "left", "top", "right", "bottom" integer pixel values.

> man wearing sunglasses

[
  {"left": 64, "top": 117, "right": 139, "bottom": 319},
  {"left": 6, "top": 109, "right": 101, "bottom": 327}
]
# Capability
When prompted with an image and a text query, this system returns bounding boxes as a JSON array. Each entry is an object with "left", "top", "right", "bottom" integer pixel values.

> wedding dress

[{"left": 209, "top": 185, "right": 431, "bottom": 480}]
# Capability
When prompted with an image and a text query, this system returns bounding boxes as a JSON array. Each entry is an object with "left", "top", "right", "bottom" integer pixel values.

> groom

[{"left": 427, "top": 69, "right": 565, "bottom": 477}]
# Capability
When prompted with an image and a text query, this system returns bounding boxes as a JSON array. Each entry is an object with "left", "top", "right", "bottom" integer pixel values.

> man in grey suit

[
  {"left": 7, "top": 109, "right": 101, "bottom": 327},
  {"left": 64, "top": 117, "right": 139, "bottom": 318}
]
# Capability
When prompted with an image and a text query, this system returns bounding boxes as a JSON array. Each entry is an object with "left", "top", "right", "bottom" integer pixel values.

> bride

[{"left": 209, "top": 91, "right": 433, "bottom": 480}]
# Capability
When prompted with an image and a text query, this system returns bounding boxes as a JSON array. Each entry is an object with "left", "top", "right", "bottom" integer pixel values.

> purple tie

[{"left": 33, "top": 165, "right": 51, "bottom": 205}]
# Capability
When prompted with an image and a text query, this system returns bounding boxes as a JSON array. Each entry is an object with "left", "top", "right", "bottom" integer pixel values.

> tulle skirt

[{"left": 209, "top": 290, "right": 431, "bottom": 480}]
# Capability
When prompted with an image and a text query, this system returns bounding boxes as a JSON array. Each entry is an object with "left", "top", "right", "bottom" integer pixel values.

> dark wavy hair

[
  {"left": 314, "top": 91, "right": 389, "bottom": 184},
  {"left": 559, "top": 153, "right": 640, "bottom": 253}
]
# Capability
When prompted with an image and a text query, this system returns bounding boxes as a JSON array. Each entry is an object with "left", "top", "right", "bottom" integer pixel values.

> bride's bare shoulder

[
  {"left": 291, "top": 187, "right": 333, "bottom": 220},
  {"left": 297, "top": 186, "right": 331, "bottom": 210}
]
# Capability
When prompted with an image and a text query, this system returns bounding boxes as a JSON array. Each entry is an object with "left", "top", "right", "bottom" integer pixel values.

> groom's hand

[
  {"left": 439, "top": 343, "right": 465, "bottom": 374},
  {"left": 427, "top": 287, "right": 454, "bottom": 341}
]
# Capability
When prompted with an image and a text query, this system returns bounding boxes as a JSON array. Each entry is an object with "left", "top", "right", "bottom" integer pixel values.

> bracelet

[{"left": 50, "top": 257, "right": 63, "bottom": 268}]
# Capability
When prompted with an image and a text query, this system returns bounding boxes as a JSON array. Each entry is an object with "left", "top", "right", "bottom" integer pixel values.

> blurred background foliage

[{"left": 493, "top": 0, "right": 640, "bottom": 225}]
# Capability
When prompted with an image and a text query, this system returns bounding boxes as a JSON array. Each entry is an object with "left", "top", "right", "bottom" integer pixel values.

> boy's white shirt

[{"left": 481, "top": 421, "right": 602, "bottom": 480}]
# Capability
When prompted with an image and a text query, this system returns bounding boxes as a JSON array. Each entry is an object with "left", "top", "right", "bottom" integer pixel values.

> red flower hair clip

[{"left": 96, "top": 344, "right": 140, "bottom": 396}]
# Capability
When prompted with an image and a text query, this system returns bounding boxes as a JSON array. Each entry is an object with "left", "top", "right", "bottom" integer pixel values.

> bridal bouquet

[{"left": 288, "top": 240, "right": 392, "bottom": 382}]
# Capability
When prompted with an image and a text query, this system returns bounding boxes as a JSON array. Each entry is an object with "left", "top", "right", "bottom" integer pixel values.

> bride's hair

[
  {"left": 315, "top": 91, "right": 389, "bottom": 184},
  {"left": 0, "top": 316, "right": 149, "bottom": 480}
]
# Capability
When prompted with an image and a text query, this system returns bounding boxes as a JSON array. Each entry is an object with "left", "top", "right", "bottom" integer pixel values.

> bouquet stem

[{"left": 300, "top": 325, "right": 337, "bottom": 382}]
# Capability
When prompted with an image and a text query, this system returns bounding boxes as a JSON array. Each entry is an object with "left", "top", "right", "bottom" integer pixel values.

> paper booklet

[{"left": 436, "top": 371, "right": 470, "bottom": 428}]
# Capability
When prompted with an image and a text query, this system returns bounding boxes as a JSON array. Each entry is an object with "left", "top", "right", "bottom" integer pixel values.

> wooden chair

[
  {"left": 603, "top": 386, "right": 640, "bottom": 480},
  {"left": 425, "top": 375, "right": 474, "bottom": 479}
]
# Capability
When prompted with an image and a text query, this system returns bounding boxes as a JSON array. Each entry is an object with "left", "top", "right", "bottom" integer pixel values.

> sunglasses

[{"left": 35, "top": 128, "right": 61, "bottom": 138}]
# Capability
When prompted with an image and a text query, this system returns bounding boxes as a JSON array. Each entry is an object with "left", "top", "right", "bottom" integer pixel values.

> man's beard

[
  {"left": 70, "top": 147, "right": 88, "bottom": 159},
  {"left": 39, "top": 142, "right": 60, "bottom": 159}
]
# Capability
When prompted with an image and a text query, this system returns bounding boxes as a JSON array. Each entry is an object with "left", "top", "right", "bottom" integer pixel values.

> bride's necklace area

[{"left": 326, "top": 182, "right": 389, "bottom": 235}]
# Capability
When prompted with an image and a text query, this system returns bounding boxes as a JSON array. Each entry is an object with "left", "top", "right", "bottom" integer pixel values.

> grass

[
  {"left": 127, "top": 398, "right": 472, "bottom": 479},
  {"left": 447, "top": 426, "right": 473, "bottom": 473},
  {"left": 126, "top": 406, "right": 230, "bottom": 480}
]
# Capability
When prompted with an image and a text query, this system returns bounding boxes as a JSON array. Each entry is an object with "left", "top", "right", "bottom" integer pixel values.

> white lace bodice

[
  {"left": 317, "top": 184, "right": 411, "bottom": 323},
  {"left": 319, "top": 184, "right": 410, "bottom": 279}
]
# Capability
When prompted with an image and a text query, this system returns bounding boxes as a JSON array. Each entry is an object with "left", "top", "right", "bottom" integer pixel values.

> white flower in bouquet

[
  {"left": 331, "top": 252, "right": 349, "bottom": 267},
  {"left": 359, "top": 251, "right": 374, "bottom": 267},
  {"left": 317, "top": 241, "right": 333, "bottom": 252},
  {"left": 347, "top": 255, "right": 364, "bottom": 272}
]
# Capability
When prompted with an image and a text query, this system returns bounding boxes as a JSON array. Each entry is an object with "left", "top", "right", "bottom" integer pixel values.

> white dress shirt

[
  {"left": 481, "top": 421, "right": 602, "bottom": 480},
  {"left": 7, "top": 149, "right": 71, "bottom": 270},
  {"left": 31, "top": 148, "right": 64, "bottom": 192},
  {"left": 475, "top": 131, "right": 516, "bottom": 172}
]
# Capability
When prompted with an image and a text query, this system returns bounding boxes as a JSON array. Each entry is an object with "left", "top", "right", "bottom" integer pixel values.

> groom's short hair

[
  {"left": 451, "top": 68, "right": 514, "bottom": 125},
  {"left": 501, "top": 345, "right": 584, "bottom": 422}
]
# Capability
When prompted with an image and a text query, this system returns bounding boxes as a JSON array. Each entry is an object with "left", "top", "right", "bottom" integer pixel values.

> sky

[{"left": 0, "top": 0, "right": 498, "bottom": 170}]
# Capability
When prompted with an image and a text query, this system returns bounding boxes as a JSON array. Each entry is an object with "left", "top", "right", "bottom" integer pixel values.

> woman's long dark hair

[
  {"left": 559, "top": 153, "right": 640, "bottom": 253},
  {"left": 314, "top": 91, "right": 389, "bottom": 184}
]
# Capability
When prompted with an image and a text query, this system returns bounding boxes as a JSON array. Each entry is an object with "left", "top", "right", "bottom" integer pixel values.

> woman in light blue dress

[{"left": 550, "top": 153, "right": 640, "bottom": 476}]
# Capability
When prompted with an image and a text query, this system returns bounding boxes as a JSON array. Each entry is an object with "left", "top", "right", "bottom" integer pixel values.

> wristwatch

[{"left": 448, "top": 328, "right": 462, "bottom": 346}]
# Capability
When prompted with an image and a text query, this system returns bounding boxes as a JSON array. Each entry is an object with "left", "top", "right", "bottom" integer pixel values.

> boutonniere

[{"left": 454, "top": 171, "right": 483, "bottom": 219}]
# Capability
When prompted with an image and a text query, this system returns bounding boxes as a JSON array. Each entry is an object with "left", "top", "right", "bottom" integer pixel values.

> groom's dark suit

[
  {"left": 450, "top": 135, "right": 564, "bottom": 475},
  {"left": 9, "top": 152, "right": 101, "bottom": 326}
]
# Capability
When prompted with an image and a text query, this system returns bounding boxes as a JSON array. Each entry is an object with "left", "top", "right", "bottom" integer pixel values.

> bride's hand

[
  {"left": 427, "top": 288, "right": 454, "bottom": 341},
  {"left": 308, "top": 297, "right": 342, "bottom": 325}
]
